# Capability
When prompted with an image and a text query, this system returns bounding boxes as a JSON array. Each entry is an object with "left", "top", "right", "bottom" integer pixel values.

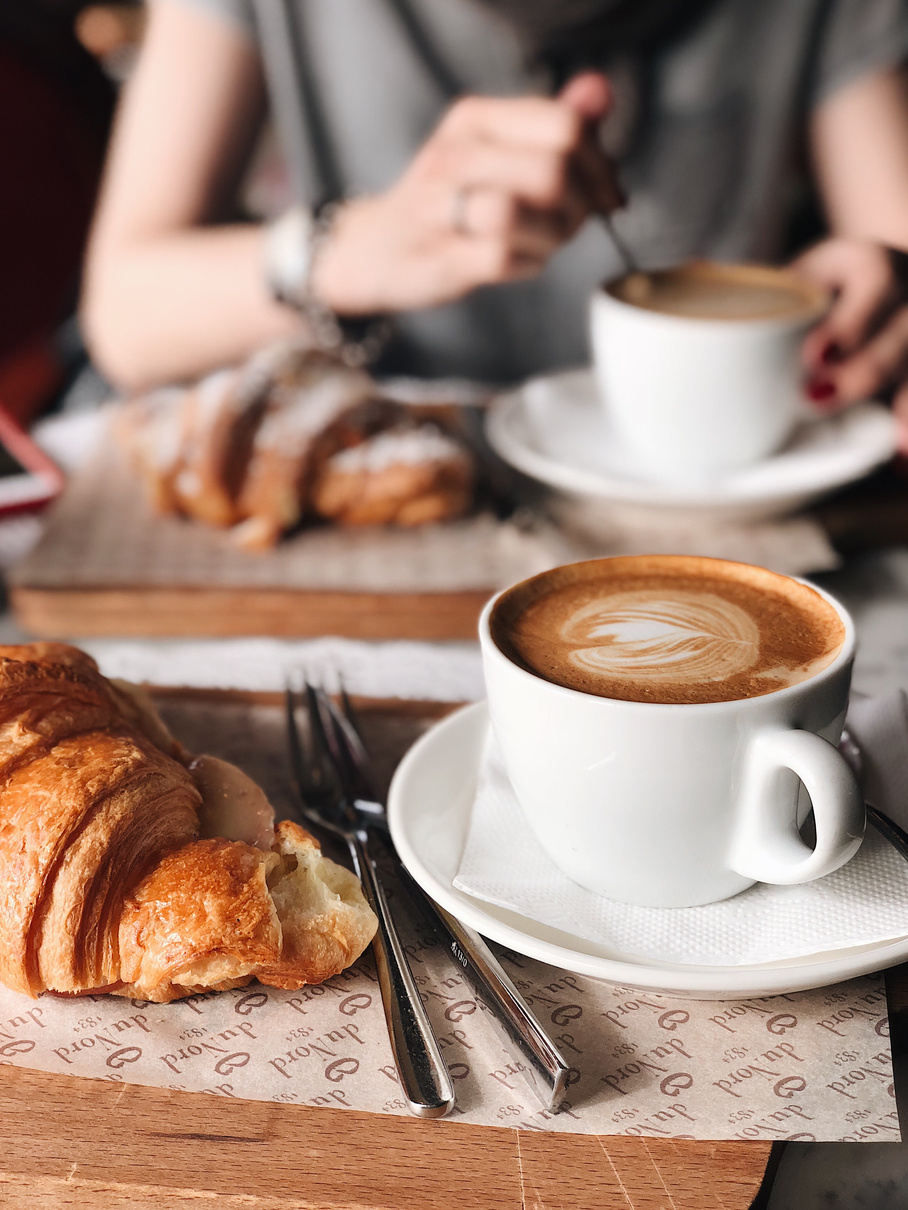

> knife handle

[
  {"left": 397, "top": 864, "right": 571, "bottom": 1113},
  {"left": 348, "top": 832, "right": 455, "bottom": 1119}
]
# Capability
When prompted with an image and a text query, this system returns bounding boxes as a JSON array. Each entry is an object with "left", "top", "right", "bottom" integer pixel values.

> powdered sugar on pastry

[
  {"left": 251, "top": 368, "right": 375, "bottom": 455},
  {"left": 193, "top": 368, "right": 236, "bottom": 430},
  {"left": 124, "top": 388, "right": 185, "bottom": 474},
  {"left": 177, "top": 369, "right": 237, "bottom": 500},
  {"left": 327, "top": 424, "right": 465, "bottom": 473}
]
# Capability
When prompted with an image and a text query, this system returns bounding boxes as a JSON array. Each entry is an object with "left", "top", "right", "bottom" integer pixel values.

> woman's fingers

[
  {"left": 792, "top": 239, "right": 908, "bottom": 408},
  {"left": 793, "top": 239, "right": 898, "bottom": 370},
  {"left": 558, "top": 71, "right": 613, "bottom": 121},
  {"left": 319, "top": 83, "right": 620, "bottom": 313},
  {"left": 453, "top": 188, "right": 574, "bottom": 254},
  {"left": 420, "top": 136, "right": 590, "bottom": 213},
  {"left": 815, "top": 308, "right": 908, "bottom": 404},
  {"left": 439, "top": 93, "right": 585, "bottom": 153},
  {"left": 441, "top": 231, "right": 546, "bottom": 292},
  {"left": 436, "top": 196, "right": 562, "bottom": 291},
  {"left": 427, "top": 80, "right": 618, "bottom": 216},
  {"left": 893, "top": 381, "right": 908, "bottom": 456}
]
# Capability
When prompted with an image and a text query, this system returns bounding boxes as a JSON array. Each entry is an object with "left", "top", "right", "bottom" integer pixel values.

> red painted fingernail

[
  {"left": 820, "top": 341, "right": 843, "bottom": 365},
  {"left": 805, "top": 378, "right": 837, "bottom": 403}
]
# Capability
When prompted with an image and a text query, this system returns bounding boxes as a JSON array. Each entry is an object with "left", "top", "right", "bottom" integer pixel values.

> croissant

[
  {"left": 118, "top": 344, "right": 475, "bottom": 548},
  {"left": 0, "top": 644, "right": 377, "bottom": 1003},
  {"left": 311, "top": 423, "right": 475, "bottom": 527},
  {"left": 113, "top": 349, "right": 277, "bottom": 528}
]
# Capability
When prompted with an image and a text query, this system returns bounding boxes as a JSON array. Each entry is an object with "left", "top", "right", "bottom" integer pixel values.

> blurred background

[
  {"left": 0, "top": 0, "right": 839, "bottom": 424},
  {"left": 0, "top": 2, "right": 139, "bottom": 423}
]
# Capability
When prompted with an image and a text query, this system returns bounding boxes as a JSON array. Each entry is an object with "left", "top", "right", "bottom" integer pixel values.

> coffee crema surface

[
  {"left": 491, "top": 556, "right": 845, "bottom": 705},
  {"left": 610, "top": 262, "right": 826, "bottom": 322}
]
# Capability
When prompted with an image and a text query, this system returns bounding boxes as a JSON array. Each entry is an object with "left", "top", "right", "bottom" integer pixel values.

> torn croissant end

[
  {"left": 117, "top": 821, "right": 378, "bottom": 1004},
  {"left": 0, "top": 642, "right": 377, "bottom": 1004}
]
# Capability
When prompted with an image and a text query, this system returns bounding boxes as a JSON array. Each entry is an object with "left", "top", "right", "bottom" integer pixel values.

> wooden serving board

[
  {"left": 0, "top": 690, "right": 785, "bottom": 1210},
  {"left": 4, "top": 688, "right": 908, "bottom": 1210},
  {"left": 8, "top": 430, "right": 539, "bottom": 641},
  {"left": 0, "top": 1066, "right": 776, "bottom": 1210},
  {"left": 10, "top": 585, "right": 493, "bottom": 642}
]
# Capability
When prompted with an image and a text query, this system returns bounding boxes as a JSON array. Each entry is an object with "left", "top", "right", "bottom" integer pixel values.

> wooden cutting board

[
  {"left": 0, "top": 690, "right": 783, "bottom": 1209},
  {"left": 3, "top": 688, "right": 908, "bottom": 1210},
  {"left": 8, "top": 425, "right": 533, "bottom": 640},
  {"left": 0, "top": 1066, "right": 775, "bottom": 1209},
  {"left": 8, "top": 972, "right": 908, "bottom": 1209}
]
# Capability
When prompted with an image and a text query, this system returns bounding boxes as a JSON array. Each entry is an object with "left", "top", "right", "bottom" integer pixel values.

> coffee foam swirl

[{"left": 561, "top": 590, "right": 760, "bottom": 685}]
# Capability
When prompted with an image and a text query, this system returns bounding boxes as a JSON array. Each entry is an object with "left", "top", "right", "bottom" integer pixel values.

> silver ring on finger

[{"left": 450, "top": 185, "right": 474, "bottom": 236}]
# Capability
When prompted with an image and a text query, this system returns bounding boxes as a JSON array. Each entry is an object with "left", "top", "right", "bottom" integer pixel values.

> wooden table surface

[{"left": 9, "top": 970, "right": 906, "bottom": 1210}]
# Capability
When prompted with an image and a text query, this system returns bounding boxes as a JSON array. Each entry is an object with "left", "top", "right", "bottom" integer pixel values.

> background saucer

[
  {"left": 486, "top": 370, "right": 896, "bottom": 523},
  {"left": 387, "top": 702, "right": 908, "bottom": 999}
]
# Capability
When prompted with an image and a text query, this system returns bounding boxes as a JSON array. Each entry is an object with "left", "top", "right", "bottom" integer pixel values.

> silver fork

[
  {"left": 285, "top": 684, "right": 455, "bottom": 1119},
  {"left": 303, "top": 683, "right": 571, "bottom": 1114}
]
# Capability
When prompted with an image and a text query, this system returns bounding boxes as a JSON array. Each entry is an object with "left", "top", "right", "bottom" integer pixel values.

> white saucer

[
  {"left": 486, "top": 369, "right": 896, "bottom": 523},
  {"left": 387, "top": 702, "right": 908, "bottom": 999}
]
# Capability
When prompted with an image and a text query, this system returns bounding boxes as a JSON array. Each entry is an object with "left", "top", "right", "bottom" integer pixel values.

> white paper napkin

[{"left": 453, "top": 692, "right": 908, "bottom": 966}]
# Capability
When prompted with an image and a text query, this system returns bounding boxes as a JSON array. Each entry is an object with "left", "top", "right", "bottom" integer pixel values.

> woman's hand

[
  {"left": 792, "top": 238, "right": 908, "bottom": 450},
  {"left": 312, "top": 72, "right": 620, "bottom": 315}
]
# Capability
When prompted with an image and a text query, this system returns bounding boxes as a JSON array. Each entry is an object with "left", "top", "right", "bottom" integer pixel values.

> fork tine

[
  {"left": 303, "top": 682, "right": 366, "bottom": 832},
  {"left": 285, "top": 683, "right": 352, "bottom": 843},
  {"left": 286, "top": 682, "right": 338, "bottom": 803},
  {"left": 339, "top": 677, "right": 364, "bottom": 743},
  {"left": 313, "top": 686, "right": 363, "bottom": 803},
  {"left": 306, "top": 682, "right": 344, "bottom": 782},
  {"left": 284, "top": 686, "right": 311, "bottom": 807},
  {"left": 320, "top": 689, "right": 381, "bottom": 802}
]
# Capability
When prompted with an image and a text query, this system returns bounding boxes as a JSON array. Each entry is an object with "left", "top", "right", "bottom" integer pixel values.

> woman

[{"left": 81, "top": 0, "right": 908, "bottom": 443}]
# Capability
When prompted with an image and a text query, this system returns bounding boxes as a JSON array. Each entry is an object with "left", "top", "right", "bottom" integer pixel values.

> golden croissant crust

[{"left": 0, "top": 644, "right": 377, "bottom": 1003}]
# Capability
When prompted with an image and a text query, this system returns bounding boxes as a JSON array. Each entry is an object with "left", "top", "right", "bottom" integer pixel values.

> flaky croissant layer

[{"left": 0, "top": 643, "right": 377, "bottom": 1003}]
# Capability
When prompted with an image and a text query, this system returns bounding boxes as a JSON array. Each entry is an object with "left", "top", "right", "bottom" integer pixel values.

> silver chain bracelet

[{"left": 263, "top": 202, "right": 392, "bottom": 368}]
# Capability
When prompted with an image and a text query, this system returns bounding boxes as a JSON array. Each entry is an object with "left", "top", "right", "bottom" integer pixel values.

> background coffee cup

[
  {"left": 589, "top": 261, "right": 829, "bottom": 486},
  {"left": 479, "top": 556, "right": 864, "bottom": 909}
]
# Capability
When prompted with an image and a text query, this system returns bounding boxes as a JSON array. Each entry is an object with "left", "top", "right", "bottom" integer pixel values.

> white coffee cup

[
  {"left": 589, "top": 261, "right": 829, "bottom": 486},
  {"left": 479, "top": 556, "right": 864, "bottom": 909}
]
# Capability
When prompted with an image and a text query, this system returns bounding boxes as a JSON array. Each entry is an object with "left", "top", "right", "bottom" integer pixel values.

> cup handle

[{"left": 729, "top": 729, "right": 865, "bottom": 885}]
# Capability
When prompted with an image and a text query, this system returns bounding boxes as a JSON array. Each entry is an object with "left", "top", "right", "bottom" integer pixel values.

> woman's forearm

[
  {"left": 81, "top": 224, "right": 302, "bottom": 393},
  {"left": 811, "top": 66, "right": 908, "bottom": 248},
  {"left": 79, "top": 0, "right": 286, "bottom": 392}
]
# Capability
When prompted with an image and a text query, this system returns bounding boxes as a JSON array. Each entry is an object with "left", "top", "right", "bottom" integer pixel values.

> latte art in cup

[
  {"left": 492, "top": 555, "right": 845, "bottom": 705},
  {"left": 562, "top": 589, "right": 760, "bottom": 686}
]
